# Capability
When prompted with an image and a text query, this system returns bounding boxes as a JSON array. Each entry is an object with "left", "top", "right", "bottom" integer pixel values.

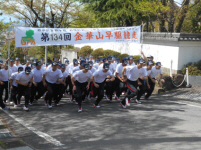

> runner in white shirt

[
  {"left": 136, "top": 60, "right": 154, "bottom": 104},
  {"left": 9, "top": 58, "right": 18, "bottom": 74},
  {"left": 114, "top": 58, "right": 128, "bottom": 101},
  {"left": 64, "top": 59, "right": 70, "bottom": 95},
  {"left": 90, "top": 63, "right": 115, "bottom": 108},
  {"left": 30, "top": 61, "right": 45, "bottom": 105},
  {"left": 43, "top": 61, "right": 63, "bottom": 108},
  {"left": 23, "top": 59, "right": 31, "bottom": 70},
  {"left": 68, "top": 59, "right": 79, "bottom": 102},
  {"left": 89, "top": 54, "right": 94, "bottom": 63},
  {"left": 145, "top": 62, "right": 165, "bottom": 99},
  {"left": 87, "top": 61, "right": 96, "bottom": 100},
  {"left": 54, "top": 64, "right": 68, "bottom": 106},
  {"left": 99, "top": 56, "right": 116, "bottom": 101},
  {"left": 40, "top": 58, "right": 46, "bottom": 70},
  {"left": 15, "top": 67, "right": 33, "bottom": 111},
  {"left": 120, "top": 59, "right": 147, "bottom": 108},
  {"left": 127, "top": 56, "right": 136, "bottom": 66},
  {"left": 72, "top": 63, "right": 92, "bottom": 112},
  {"left": 14, "top": 57, "right": 23, "bottom": 69},
  {"left": 0, "top": 63, "right": 12, "bottom": 105},
  {"left": 10, "top": 67, "right": 24, "bottom": 107}
]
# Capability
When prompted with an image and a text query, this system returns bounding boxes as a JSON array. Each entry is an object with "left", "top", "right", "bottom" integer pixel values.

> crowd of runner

[{"left": 0, "top": 52, "right": 165, "bottom": 112}]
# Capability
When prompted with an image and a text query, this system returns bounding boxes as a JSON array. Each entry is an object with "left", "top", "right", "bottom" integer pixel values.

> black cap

[
  {"left": 103, "top": 63, "right": 110, "bottom": 69},
  {"left": 0, "top": 60, "right": 3, "bottom": 64},
  {"left": 107, "top": 56, "right": 112, "bottom": 61},
  {"left": 40, "top": 58, "right": 44, "bottom": 62},
  {"left": 65, "top": 60, "right": 69, "bottom": 65},
  {"left": 73, "top": 59, "right": 78, "bottom": 65},
  {"left": 36, "top": 61, "right": 42, "bottom": 66},
  {"left": 33, "top": 58, "right": 38, "bottom": 63},
  {"left": 53, "top": 57, "right": 58, "bottom": 61},
  {"left": 25, "top": 67, "right": 32, "bottom": 73},
  {"left": 80, "top": 60, "right": 86, "bottom": 66},
  {"left": 10, "top": 58, "right": 14, "bottom": 62},
  {"left": 83, "top": 63, "right": 90, "bottom": 69},
  {"left": 60, "top": 64, "right": 66, "bottom": 69},
  {"left": 18, "top": 67, "right": 23, "bottom": 72},
  {"left": 88, "top": 61, "right": 93, "bottom": 66},
  {"left": 15, "top": 57, "right": 20, "bottom": 61},
  {"left": 52, "top": 61, "right": 58, "bottom": 66},
  {"left": 31, "top": 63, "right": 36, "bottom": 68},
  {"left": 26, "top": 59, "right": 31, "bottom": 63}
]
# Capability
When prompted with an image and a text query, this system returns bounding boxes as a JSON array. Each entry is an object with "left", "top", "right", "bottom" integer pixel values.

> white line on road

[{"left": 3, "top": 110, "right": 64, "bottom": 146}]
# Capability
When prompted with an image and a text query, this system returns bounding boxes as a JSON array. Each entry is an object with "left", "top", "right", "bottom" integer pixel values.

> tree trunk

[{"left": 175, "top": 0, "right": 190, "bottom": 32}]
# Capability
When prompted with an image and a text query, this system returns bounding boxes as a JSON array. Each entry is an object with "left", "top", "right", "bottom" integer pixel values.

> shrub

[
  {"left": 92, "top": 48, "right": 104, "bottom": 59},
  {"left": 104, "top": 49, "right": 121, "bottom": 58},
  {"left": 182, "top": 60, "right": 201, "bottom": 76},
  {"left": 78, "top": 46, "right": 93, "bottom": 57},
  {"left": 119, "top": 53, "right": 129, "bottom": 61}
]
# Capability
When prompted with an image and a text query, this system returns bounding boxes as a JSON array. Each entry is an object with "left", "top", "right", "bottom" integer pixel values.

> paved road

[{"left": 1, "top": 95, "right": 201, "bottom": 150}]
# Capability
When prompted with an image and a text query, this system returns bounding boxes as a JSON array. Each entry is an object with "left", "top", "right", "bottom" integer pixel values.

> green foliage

[
  {"left": 78, "top": 46, "right": 93, "bottom": 57},
  {"left": 103, "top": 49, "right": 120, "bottom": 58},
  {"left": 1, "top": 40, "right": 25, "bottom": 63},
  {"left": 182, "top": 60, "right": 201, "bottom": 76},
  {"left": 119, "top": 53, "right": 129, "bottom": 61},
  {"left": 92, "top": 48, "right": 104, "bottom": 59},
  {"left": 133, "top": 55, "right": 141, "bottom": 64}
]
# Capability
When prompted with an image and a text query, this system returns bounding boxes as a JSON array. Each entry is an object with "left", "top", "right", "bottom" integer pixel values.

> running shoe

[
  {"left": 14, "top": 104, "right": 18, "bottom": 108},
  {"left": 125, "top": 98, "right": 130, "bottom": 106},
  {"left": 115, "top": 95, "right": 120, "bottom": 101},
  {"left": 78, "top": 107, "right": 82, "bottom": 112},
  {"left": 48, "top": 104, "right": 52, "bottom": 109},
  {"left": 120, "top": 102, "right": 126, "bottom": 108},
  {"left": 29, "top": 102, "right": 33, "bottom": 106},
  {"left": 135, "top": 99, "right": 142, "bottom": 104},
  {"left": 23, "top": 106, "right": 29, "bottom": 111},
  {"left": 70, "top": 95, "right": 73, "bottom": 103},
  {"left": 93, "top": 104, "right": 100, "bottom": 108},
  {"left": 87, "top": 93, "right": 91, "bottom": 100},
  {"left": 75, "top": 101, "right": 78, "bottom": 105},
  {"left": 105, "top": 95, "right": 110, "bottom": 101}
]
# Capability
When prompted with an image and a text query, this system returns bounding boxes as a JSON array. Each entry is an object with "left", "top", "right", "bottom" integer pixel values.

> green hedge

[{"left": 182, "top": 61, "right": 201, "bottom": 76}]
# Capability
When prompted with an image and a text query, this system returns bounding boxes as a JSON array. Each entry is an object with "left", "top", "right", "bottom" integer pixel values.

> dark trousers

[
  {"left": 113, "top": 77, "right": 126, "bottom": 97},
  {"left": 30, "top": 81, "right": 44, "bottom": 103},
  {"left": 66, "top": 76, "right": 73, "bottom": 95},
  {"left": 121, "top": 79, "right": 138, "bottom": 105},
  {"left": 91, "top": 82, "right": 104, "bottom": 106},
  {"left": 11, "top": 86, "right": 18, "bottom": 105},
  {"left": 54, "top": 84, "right": 65, "bottom": 104},
  {"left": 0, "top": 85, "right": 5, "bottom": 109},
  {"left": 74, "top": 81, "right": 88, "bottom": 107},
  {"left": 1, "top": 81, "right": 8, "bottom": 102},
  {"left": 145, "top": 78, "right": 155, "bottom": 98},
  {"left": 17, "top": 84, "right": 31, "bottom": 107},
  {"left": 105, "top": 80, "right": 113, "bottom": 100},
  {"left": 45, "top": 81, "right": 57, "bottom": 105},
  {"left": 137, "top": 78, "right": 146, "bottom": 101}
]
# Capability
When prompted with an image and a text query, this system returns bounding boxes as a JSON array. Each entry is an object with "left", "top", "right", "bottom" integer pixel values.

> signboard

[{"left": 15, "top": 26, "right": 141, "bottom": 47}]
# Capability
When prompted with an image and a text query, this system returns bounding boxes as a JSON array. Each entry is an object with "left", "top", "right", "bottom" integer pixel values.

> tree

[
  {"left": 92, "top": 48, "right": 104, "bottom": 59},
  {"left": 0, "top": 0, "right": 84, "bottom": 28},
  {"left": 119, "top": 53, "right": 129, "bottom": 61},
  {"left": 1, "top": 40, "right": 26, "bottom": 63},
  {"left": 103, "top": 49, "right": 120, "bottom": 58},
  {"left": 78, "top": 45, "right": 93, "bottom": 57}
]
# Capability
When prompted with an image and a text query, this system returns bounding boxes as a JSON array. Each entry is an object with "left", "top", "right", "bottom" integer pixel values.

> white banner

[{"left": 14, "top": 26, "right": 141, "bottom": 47}]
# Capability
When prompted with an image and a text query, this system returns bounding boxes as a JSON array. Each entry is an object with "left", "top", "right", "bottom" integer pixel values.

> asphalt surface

[{"left": 1, "top": 94, "right": 201, "bottom": 150}]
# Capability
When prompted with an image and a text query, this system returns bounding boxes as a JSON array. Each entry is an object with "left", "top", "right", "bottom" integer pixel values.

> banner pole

[
  {"left": 45, "top": 4, "right": 47, "bottom": 64},
  {"left": 8, "top": 18, "right": 11, "bottom": 110}
]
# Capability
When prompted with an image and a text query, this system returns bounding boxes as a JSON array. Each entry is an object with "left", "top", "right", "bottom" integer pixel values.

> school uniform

[
  {"left": 44, "top": 68, "right": 63, "bottom": 106},
  {"left": 73, "top": 70, "right": 92, "bottom": 108},
  {"left": 30, "top": 67, "right": 45, "bottom": 104},
  {"left": 0, "top": 69, "right": 12, "bottom": 103},
  {"left": 16, "top": 71, "right": 33, "bottom": 107},
  {"left": 10, "top": 72, "right": 19, "bottom": 105},
  {"left": 121, "top": 65, "right": 147, "bottom": 106},
  {"left": 145, "top": 66, "right": 162, "bottom": 99},
  {"left": 91, "top": 69, "right": 112, "bottom": 106}
]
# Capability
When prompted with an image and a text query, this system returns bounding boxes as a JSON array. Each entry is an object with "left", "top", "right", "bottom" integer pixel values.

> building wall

[
  {"left": 178, "top": 41, "right": 201, "bottom": 70},
  {"left": 61, "top": 50, "right": 77, "bottom": 63}
]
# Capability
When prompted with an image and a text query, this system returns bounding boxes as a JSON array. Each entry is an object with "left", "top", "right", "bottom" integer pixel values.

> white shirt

[
  {"left": 115, "top": 63, "right": 124, "bottom": 78},
  {"left": 72, "top": 66, "right": 81, "bottom": 73},
  {"left": 56, "top": 71, "right": 68, "bottom": 84},
  {"left": 127, "top": 62, "right": 136, "bottom": 66},
  {"left": 126, "top": 65, "right": 147, "bottom": 81},
  {"left": 93, "top": 69, "right": 112, "bottom": 83},
  {"left": 44, "top": 68, "right": 63, "bottom": 84},
  {"left": 10, "top": 65, "right": 18, "bottom": 74},
  {"left": 0, "top": 69, "right": 12, "bottom": 81},
  {"left": 98, "top": 63, "right": 115, "bottom": 73},
  {"left": 10, "top": 72, "right": 18, "bottom": 87},
  {"left": 93, "top": 63, "right": 99, "bottom": 70},
  {"left": 73, "top": 70, "right": 92, "bottom": 83},
  {"left": 143, "top": 66, "right": 152, "bottom": 76},
  {"left": 150, "top": 66, "right": 162, "bottom": 78},
  {"left": 14, "top": 64, "right": 23, "bottom": 69},
  {"left": 23, "top": 64, "right": 31, "bottom": 70},
  {"left": 112, "top": 62, "right": 117, "bottom": 69},
  {"left": 16, "top": 71, "right": 33, "bottom": 83},
  {"left": 32, "top": 68, "right": 45, "bottom": 82},
  {"left": 90, "top": 67, "right": 96, "bottom": 74}
]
